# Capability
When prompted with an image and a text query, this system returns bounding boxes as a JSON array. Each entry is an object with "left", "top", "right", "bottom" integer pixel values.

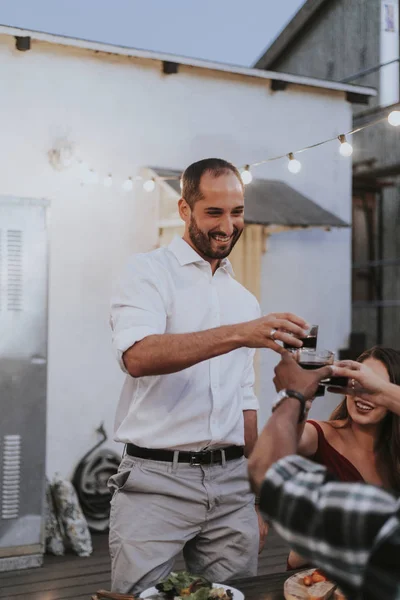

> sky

[{"left": 0, "top": 0, "right": 306, "bottom": 66}]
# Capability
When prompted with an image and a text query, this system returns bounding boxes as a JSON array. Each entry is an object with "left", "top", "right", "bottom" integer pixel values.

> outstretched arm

[
  {"left": 111, "top": 257, "right": 309, "bottom": 378},
  {"left": 331, "top": 360, "right": 400, "bottom": 416}
]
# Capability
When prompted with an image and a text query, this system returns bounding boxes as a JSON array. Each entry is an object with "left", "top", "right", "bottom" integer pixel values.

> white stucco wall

[
  {"left": 256, "top": 127, "right": 352, "bottom": 426},
  {"left": 0, "top": 35, "right": 352, "bottom": 477}
]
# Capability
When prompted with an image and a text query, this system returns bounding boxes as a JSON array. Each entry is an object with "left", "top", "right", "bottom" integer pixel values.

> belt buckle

[{"left": 190, "top": 451, "right": 205, "bottom": 466}]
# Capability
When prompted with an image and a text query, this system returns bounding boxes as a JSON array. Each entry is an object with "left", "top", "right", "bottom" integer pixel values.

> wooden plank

[
  {"left": 0, "top": 559, "right": 111, "bottom": 587},
  {"left": 0, "top": 530, "right": 289, "bottom": 599},
  {"left": 6, "top": 578, "right": 111, "bottom": 600},
  {"left": 0, "top": 571, "right": 113, "bottom": 597}
]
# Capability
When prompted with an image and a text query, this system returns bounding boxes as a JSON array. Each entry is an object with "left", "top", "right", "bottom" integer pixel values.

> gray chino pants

[{"left": 108, "top": 453, "right": 259, "bottom": 594}]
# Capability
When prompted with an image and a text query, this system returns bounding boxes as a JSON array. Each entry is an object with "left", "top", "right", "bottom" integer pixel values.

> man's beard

[{"left": 188, "top": 215, "right": 242, "bottom": 260}]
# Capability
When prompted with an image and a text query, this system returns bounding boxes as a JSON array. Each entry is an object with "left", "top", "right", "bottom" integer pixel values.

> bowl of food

[{"left": 140, "top": 571, "right": 243, "bottom": 600}]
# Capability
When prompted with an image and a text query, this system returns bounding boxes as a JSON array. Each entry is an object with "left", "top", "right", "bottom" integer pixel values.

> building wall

[
  {"left": 270, "top": 0, "right": 381, "bottom": 110},
  {"left": 352, "top": 120, "right": 400, "bottom": 349},
  {"left": 264, "top": 0, "right": 400, "bottom": 350},
  {"left": 0, "top": 34, "right": 352, "bottom": 477}
]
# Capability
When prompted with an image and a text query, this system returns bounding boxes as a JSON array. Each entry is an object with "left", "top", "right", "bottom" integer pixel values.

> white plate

[{"left": 140, "top": 583, "right": 244, "bottom": 600}]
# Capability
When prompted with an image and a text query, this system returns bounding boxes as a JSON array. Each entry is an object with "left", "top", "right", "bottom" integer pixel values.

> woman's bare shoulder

[{"left": 317, "top": 419, "right": 348, "bottom": 442}]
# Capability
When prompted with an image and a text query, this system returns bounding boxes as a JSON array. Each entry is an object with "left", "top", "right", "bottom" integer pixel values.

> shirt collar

[{"left": 168, "top": 236, "right": 235, "bottom": 276}]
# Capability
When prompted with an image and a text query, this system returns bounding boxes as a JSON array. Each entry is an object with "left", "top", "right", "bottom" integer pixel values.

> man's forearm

[
  {"left": 123, "top": 325, "right": 244, "bottom": 377},
  {"left": 243, "top": 410, "right": 258, "bottom": 458},
  {"left": 248, "top": 398, "right": 300, "bottom": 494}
]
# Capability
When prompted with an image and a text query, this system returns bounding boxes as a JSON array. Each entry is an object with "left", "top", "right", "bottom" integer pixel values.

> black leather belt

[{"left": 126, "top": 443, "right": 244, "bottom": 465}]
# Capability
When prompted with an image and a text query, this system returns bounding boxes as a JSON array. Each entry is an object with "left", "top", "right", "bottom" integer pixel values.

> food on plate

[
  {"left": 303, "top": 570, "right": 328, "bottom": 586},
  {"left": 155, "top": 572, "right": 211, "bottom": 599},
  {"left": 155, "top": 572, "right": 233, "bottom": 600},
  {"left": 209, "top": 589, "right": 233, "bottom": 600},
  {"left": 284, "top": 568, "right": 346, "bottom": 600}
]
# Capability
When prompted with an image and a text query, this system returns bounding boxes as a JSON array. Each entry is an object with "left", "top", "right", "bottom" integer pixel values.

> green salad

[{"left": 155, "top": 571, "right": 233, "bottom": 600}]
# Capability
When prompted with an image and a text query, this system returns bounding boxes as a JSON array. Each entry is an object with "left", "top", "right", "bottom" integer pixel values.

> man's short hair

[{"left": 181, "top": 158, "right": 243, "bottom": 208}]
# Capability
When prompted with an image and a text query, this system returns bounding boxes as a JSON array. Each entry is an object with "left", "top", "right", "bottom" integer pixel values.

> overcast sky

[{"left": 0, "top": 0, "right": 305, "bottom": 66}]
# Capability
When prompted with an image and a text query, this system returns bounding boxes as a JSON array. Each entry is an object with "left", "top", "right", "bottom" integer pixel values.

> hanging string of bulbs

[
  {"left": 77, "top": 108, "right": 400, "bottom": 191},
  {"left": 77, "top": 164, "right": 158, "bottom": 192}
]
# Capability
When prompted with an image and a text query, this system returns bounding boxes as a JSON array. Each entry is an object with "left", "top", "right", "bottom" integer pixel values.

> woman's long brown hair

[{"left": 330, "top": 346, "right": 400, "bottom": 493}]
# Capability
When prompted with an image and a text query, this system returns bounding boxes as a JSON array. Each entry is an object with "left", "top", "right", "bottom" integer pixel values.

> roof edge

[
  {"left": 253, "top": 0, "right": 331, "bottom": 70},
  {"left": 0, "top": 23, "right": 375, "bottom": 98}
]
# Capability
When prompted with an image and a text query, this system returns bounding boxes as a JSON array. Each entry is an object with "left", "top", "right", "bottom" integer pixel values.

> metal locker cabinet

[{"left": 0, "top": 197, "right": 49, "bottom": 571}]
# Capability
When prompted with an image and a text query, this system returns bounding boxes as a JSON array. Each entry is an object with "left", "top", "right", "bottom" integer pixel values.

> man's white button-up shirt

[{"left": 110, "top": 236, "right": 260, "bottom": 451}]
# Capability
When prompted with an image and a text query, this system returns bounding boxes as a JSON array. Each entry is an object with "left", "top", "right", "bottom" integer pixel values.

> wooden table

[{"left": 230, "top": 572, "right": 287, "bottom": 600}]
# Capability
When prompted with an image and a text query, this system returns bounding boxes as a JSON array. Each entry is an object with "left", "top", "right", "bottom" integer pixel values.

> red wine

[
  {"left": 284, "top": 335, "right": 317, "bottom": 350},
  {"left": 323, "top": 375, "right": 349, "bottom": 388},
  {"left": 299, "top": 362, "right": 326, "bottom": 370},
  {"left": 300, "top": 363, "right": 348, "bottom": 392}
]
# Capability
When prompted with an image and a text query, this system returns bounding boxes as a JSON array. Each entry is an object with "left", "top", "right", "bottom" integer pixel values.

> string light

[
  {"left": 338, "top": 134, "right": 353, "bottom": 157},
  {"left": 122, "top": 177, "right": 133, "bottom": 191},
  {"left": 143, "top": 178, "right": 156, "bottom": 192},
  {"left": 72, "top": 112, "right": 394, "bottom": 189},
  {"left": 103, "top": 174, "right": 113, "bottom": 188},
  {"left": 287, "top": 153, "right": 301, "bottom": 174},
  {"left": 388, "top": 110, "right": 400, "bottom": 126},
  {"left": 240, "top": 165, "right": 253, "bottom": 185}
]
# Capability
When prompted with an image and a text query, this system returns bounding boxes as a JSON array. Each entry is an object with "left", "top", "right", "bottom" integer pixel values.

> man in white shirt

[{"left": 109, "top": 158, "right": 308, "bottom": 594}]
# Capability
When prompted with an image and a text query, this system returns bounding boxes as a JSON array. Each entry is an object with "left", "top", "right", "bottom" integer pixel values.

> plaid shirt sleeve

[{"left": 259, "top": 455, "right": 400, "bottom": 599}]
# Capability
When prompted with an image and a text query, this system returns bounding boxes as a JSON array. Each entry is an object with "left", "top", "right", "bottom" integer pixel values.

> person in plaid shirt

[{"left": 248, "top": 352, "right": 400, "bottom": 600}]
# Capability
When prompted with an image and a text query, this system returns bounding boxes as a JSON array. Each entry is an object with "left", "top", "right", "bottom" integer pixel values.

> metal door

[{"left": 0, "top": 197, "right": 48, "bottom": 571}]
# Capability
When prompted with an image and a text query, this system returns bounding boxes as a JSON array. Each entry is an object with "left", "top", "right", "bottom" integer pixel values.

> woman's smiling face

[{"left": 347, "top": 357, "right": 390, "bottom": 425}]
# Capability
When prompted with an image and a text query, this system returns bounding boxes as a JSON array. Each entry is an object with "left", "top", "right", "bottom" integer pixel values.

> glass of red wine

[
  {"left": 284, "top": 324, "right": 319, "bottom": 351},
  {"left": 297, "top": 348, "right": 334, "bottom": 397}
]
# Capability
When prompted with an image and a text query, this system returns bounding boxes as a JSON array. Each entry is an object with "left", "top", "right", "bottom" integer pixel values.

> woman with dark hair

[{"left": 287, "top": 346, "right": 400, "bottom": 570}]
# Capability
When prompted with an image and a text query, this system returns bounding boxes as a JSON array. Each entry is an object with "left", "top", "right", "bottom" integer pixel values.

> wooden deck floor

[{"left": 0, "top": 530, "right": 289, "bottom": 600}]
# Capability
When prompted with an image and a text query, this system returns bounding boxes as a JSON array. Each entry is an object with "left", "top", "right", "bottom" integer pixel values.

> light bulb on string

[
  {"left": 287, "top": 153, "right": 301, "bottom": 174},
  {"left": 103, "top": 174, "right": 113, "bottom": 188},
  {"left": 122, "top": 177, "right": 133, "bottom": 192},
  {"left": 240, "top": 165, "right": 253, "bottom": 185},
  {"left": 338, "top": 134, "right": 353, "bottom": 157},
  {"left": 143, "top": 178, "right": 156, "bottom": 192},
  {"left": 388, "top": 110, "right": 400, "bottom": 126}
]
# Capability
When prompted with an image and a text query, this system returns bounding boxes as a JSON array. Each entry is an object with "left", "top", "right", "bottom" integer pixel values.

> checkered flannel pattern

[{"left": 260, "top": 455, "right": 400, "bottom": 600}]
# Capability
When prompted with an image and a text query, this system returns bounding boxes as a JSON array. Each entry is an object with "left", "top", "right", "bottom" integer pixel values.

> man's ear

[{"left": 178, "top": 198, "right": 191, "bottom": 224}]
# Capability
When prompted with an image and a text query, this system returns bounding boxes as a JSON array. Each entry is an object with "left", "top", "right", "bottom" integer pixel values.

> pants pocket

[{"left": 108, "top": 456, "right": 138, "bottom": 495}]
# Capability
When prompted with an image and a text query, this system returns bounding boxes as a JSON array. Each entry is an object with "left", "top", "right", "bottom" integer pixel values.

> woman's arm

[{"left": 297, "top": 422, "right": 319, "bottom": 457}]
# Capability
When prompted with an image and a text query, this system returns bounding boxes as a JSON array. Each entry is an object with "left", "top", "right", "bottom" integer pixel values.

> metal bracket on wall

[
  {"left": 346, "top": 91, "right": 370, "bottom": 105},
  {"left": 270, "top": 79, "right": 288, "bottom": 92},
  {"left": 15, "top": 37, "right": 31, "bottom": 52},
  {"left": 162, "top": 61, "right": 179, "bottom": 75}
]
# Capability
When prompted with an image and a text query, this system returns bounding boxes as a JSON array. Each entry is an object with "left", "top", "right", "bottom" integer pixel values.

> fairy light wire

[
  {"left": 80, "top": 111, "right": 397, "bottom": 186},
  {"left": 250, "top": 115, "right": 388, "bottom": 168}
]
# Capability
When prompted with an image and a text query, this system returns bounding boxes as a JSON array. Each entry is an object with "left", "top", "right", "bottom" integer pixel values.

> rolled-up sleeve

[
  {"left": 110, "top": 255, "right": 167, "bottom": 372},
  {"left": 241, "top": 348, "right": 259, "bottom": 411},
  {"left": 241, "top": 299, "right": 260, "bottom": 411}
]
